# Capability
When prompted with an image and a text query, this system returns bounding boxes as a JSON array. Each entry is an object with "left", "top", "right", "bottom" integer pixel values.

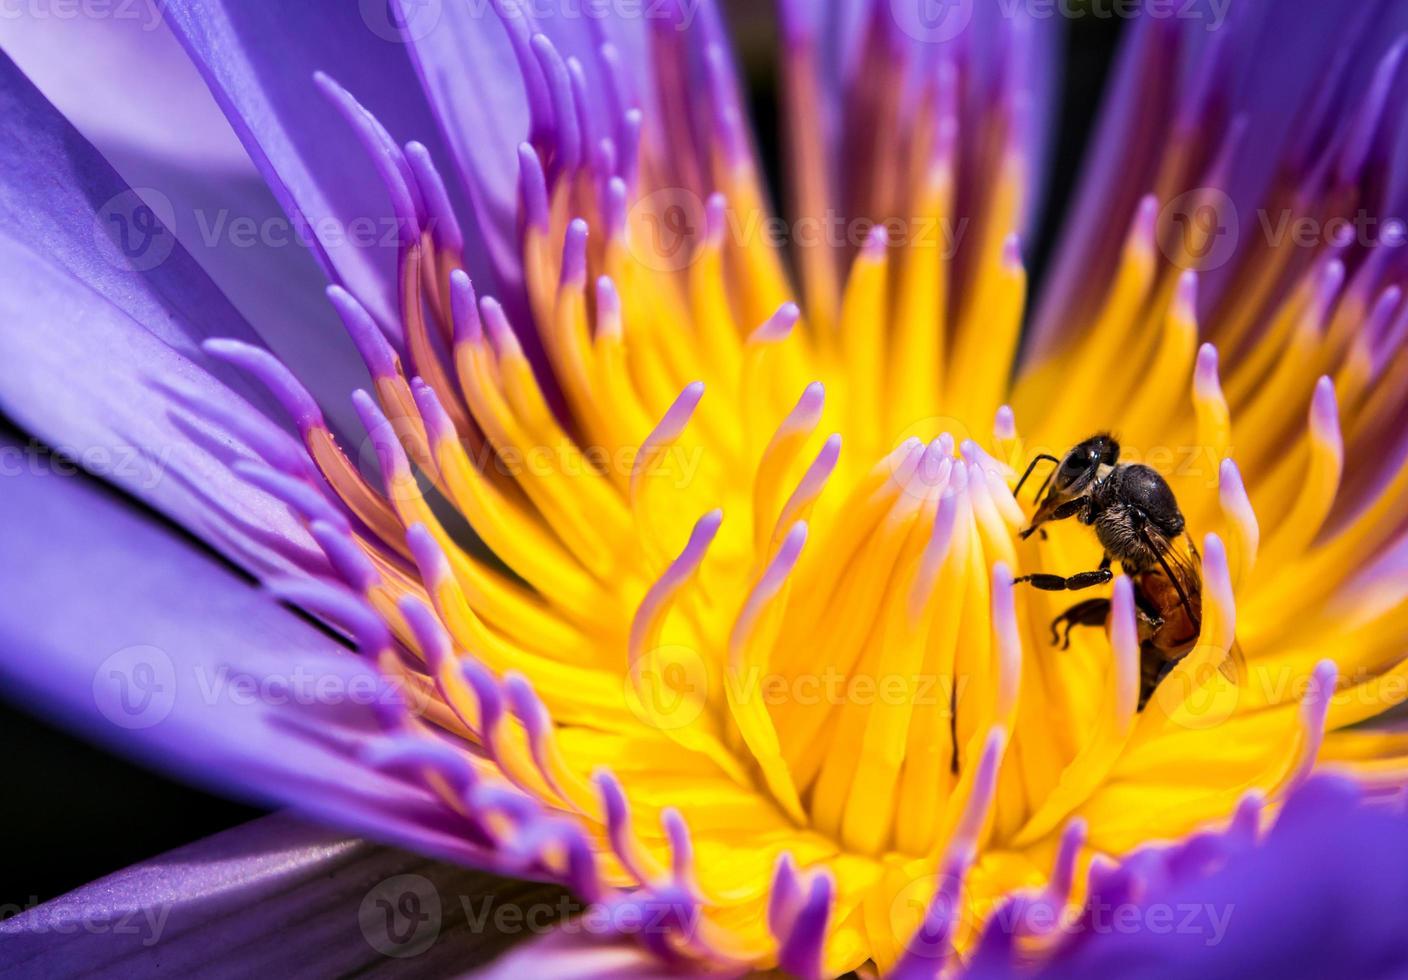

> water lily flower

[{"left": 3, "top": 0, "right": 1408, "bottom": 975}]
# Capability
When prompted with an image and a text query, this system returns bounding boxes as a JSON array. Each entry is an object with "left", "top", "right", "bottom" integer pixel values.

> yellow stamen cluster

[{"left": 232, "top": 45, "right": 1408, "bottom": 977}]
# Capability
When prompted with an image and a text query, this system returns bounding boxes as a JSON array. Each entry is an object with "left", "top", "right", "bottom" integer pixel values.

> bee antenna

[{"left": 1013, "top": 453, "right": 1061, "bottom": 499}]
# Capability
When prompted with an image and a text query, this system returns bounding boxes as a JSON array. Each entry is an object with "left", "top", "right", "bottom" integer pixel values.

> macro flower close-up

[{"left": 5, "top": 0, "right": 1408, "bottom": 976}]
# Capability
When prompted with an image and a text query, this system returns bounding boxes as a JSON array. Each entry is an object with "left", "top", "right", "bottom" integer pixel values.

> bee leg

[
  {"left": 1138, "top": 651, "right": 1177, "bottom": 711},
  {"left": 1127, "top": 588, "right": 1167, "bottom": 643},
  {"left": 1050, "top": 598, "right": 1111, "bottom": 650},
  {"left": 1012, "top": 568, "right": 1114, "bottom": 591},
  {"left": 1019, "top": 497, "right": 1088, "bottom": 540}
]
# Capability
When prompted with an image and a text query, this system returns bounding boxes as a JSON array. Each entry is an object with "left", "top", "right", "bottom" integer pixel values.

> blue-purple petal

[
  {"left": 0, "top": 454, "right": 484, "bottom": 867},
  {"left": 1030, "top": 0, "right": 1408, "bottom": 357},
  {"left": 0, "top": 232, "right": 328, "bottom": 580},
  {"left": 159, "top": 0, "right": 482, "bottom": 328},
  {"left": 0, "top": 15, "right": 374, "bottom": 438},
  {"left": 968, "top": 777, "right": 1408, "bottom": 979},
  {"left": 474, "top": 928, "right": 726, "bottom": 978},
  {"left": 1, "top": 812, "right": 567, "bottom": 975},
  {"left": 0, "top": 52, "right": 265, "bottom": 385}
]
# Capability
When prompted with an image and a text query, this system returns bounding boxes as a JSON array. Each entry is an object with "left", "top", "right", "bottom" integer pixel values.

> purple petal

[
  {"left": 159, "top": 0, "right": 481, "bottom": 327},
  {"left": 0, "top": 19, "right": 372, "bottom": 439},
  {"left": 0, "top": 9, "right": 248, "bottom": 172},
  {"left": 1, "top": 812, "right": 569, "bottom": 975},
  {"left": 390, "top": 1, "right": 652, "bottom": 290},
  {"left": 0, "top": 52, "right": 265, "bottom": 390},
  {"left": 0, "top": 50, "right": 371, "bottom": 569},
  {"left": 1031, "top": 0, "right": 1408, "bottom": 356},
  {"left": 1014, "top": 776, "right": 1408, "bottom": 979},
  {"left": 0, "top": 230, "right": 328, "bottom": 579},
  {"left": 386, "top": 0, "right": 527, "bottom": 287},
  {"left": 474, "top": 928, "right": 722, "bottom": 979},
  {"left": 814, "top": 0, "right": 1063, "bottom": 233},
  {"left": 0, "top": 455, "right": 488, "bottom": 867}
]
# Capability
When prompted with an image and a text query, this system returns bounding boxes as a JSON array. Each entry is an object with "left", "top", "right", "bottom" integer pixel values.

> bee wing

[
  {"left": 1146, "top": 532, "right": 1204, "bottom": 626},
  {"left": 1170, "top": 534, "right": 1204, "bottom": 598},
  {"left": 1185, "top": 535, "right": 1248, "bottom": 686}
]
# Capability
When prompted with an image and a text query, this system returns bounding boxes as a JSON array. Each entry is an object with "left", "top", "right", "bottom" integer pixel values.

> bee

[{"left": 1009, "top": 433, "right": 1244, "bottom": 708}]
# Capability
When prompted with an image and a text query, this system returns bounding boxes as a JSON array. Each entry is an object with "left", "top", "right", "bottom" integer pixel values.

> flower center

[{"left": 189, "top": 8, "right": 1408, "bottom": 975}]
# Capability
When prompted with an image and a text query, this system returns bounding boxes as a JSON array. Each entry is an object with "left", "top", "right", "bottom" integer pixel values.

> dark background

[{"left": 0, "top": 10, "right": 1122, "bottom": 910}]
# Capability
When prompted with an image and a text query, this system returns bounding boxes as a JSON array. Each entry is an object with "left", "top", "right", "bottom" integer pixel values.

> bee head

[
  {"left": 1022, "top": 433, "right": 1120, "bottom": 537},
  {"left": 1052, "top": 433, "right": 1119, "bottom": 493}
]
